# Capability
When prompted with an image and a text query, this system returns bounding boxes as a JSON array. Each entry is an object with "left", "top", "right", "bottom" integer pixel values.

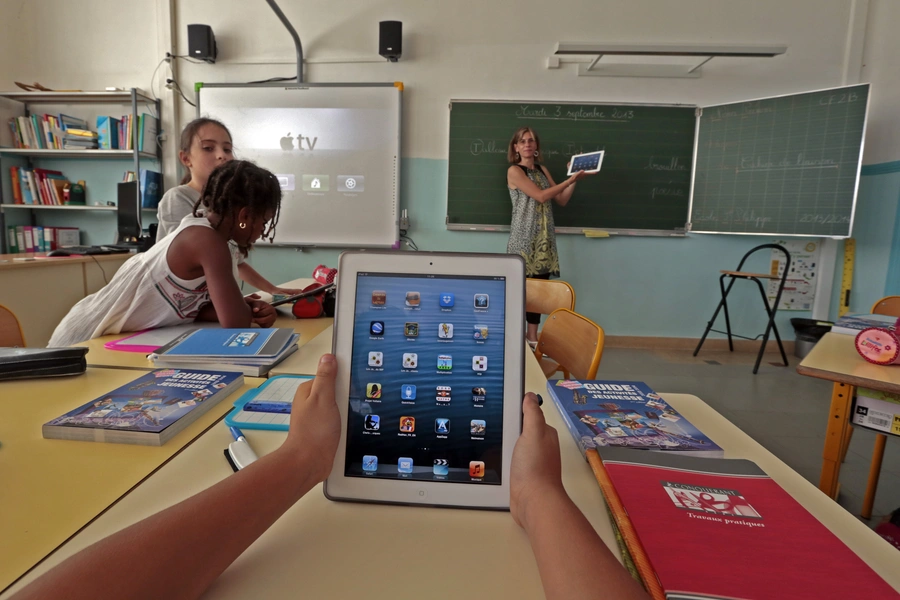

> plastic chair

[
  {"left": 0, "top": 304, "right": 26, "bottom": 347},
  {"left": 841, "top": 295, "right": 900, "bottom": 519},
  {"left": 533, "top": 308, "right": 604, "bottom": 380},
  {"left": 693, "top": 244, "right": 791, "bottom": 374}
]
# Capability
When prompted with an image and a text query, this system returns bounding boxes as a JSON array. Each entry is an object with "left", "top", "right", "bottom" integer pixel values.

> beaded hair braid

[{"left": 192, "top": 160, "right": 282, "bottom": 252}]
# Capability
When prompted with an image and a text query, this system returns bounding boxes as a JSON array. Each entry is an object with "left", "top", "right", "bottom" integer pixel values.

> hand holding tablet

[
  {"left": 325, "top": 250, "right": 526, "bottom": 509},
  {"left": 567, "top": 150, "right": 605, "bottom": 176}
]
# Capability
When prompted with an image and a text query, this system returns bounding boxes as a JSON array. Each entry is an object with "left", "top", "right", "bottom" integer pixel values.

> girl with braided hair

[{"left": 48, "top": 160, "right": 280, "bottom": 347}]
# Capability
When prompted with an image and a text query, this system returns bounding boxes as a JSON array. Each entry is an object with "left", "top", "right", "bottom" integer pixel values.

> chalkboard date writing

[
  {"left": 799, "top": 214, "right": 851, "bottom": 225},
  {"left": 515, "top": 105, "right": 634, "bottom": 122},
  {"left": 820, "top": 91, "right": 860, "bottom": 105},
  {"left": 693, "top": 208, "right": 773, "bottom": 228}
]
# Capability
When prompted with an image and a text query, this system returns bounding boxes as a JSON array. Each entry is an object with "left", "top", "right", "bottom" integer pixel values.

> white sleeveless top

[{"left": 48, "top": 216, "right": 214, "bottom": 347}]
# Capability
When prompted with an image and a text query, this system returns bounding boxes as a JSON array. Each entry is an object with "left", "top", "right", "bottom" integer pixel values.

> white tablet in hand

[
  {"left": 325, "top": 250, "right": 526, "bottom": 510},
  {"left": 567, "top": 150, "right": 605, "bottom": 175}
]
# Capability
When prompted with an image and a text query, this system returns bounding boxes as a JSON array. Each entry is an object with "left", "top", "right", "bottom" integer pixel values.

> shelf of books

[
  {"left": 0, "top": 88, "right": 161, "bottom": 252},
  {"left": 0, "top": 149, "right": 157, "bottom": 160},
  {"left": 1, "top": 204, "right": 157, "bottom": 212}
]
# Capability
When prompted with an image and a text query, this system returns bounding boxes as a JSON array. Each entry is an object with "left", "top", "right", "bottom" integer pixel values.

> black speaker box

[
  {"left": 379, "top": 21, "right": 402, "bottom": 62},
  {"left": 188, "top": 24, "right": 217, "bottom": 63}
]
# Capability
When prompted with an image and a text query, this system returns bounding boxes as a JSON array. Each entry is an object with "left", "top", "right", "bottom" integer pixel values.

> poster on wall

[{"left": 768, "top": 240, "right": 820, "bottom": 311}]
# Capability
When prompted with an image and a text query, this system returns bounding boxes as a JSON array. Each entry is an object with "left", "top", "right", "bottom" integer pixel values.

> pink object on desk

[
  {"left": 104, "top": 329, "right": 160, "bottom": 353},
  {"left": 855, "top": 318, "right": 900, "bottom": 365}
]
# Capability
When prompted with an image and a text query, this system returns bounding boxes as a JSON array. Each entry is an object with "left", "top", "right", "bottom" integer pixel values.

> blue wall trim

[{"left": 862, "top": 160, "right": 900, "bottom": 176}]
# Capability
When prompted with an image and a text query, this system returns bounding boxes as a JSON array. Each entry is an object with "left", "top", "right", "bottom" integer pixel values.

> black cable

[
  {"left": 400, "top": 233, "right": 419, "bottom": 251},
  {"left": 167, "top": 78, "right": 197, "bottom": 107},
  {"left": 246, "top": 76, "right": 297, "bottom": 85},
  {"left": 90, "top": 255, "right": 109, "bottom": 285}
]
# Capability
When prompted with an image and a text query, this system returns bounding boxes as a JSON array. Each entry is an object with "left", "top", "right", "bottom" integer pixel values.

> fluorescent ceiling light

[{"left": 555, "top": 43, "right": 787, "bottom": 58}]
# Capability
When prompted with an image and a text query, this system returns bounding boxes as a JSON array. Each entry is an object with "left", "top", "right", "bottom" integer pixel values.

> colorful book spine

[{"left": 7, "top": 226, "right": 18, "bottom": 253}]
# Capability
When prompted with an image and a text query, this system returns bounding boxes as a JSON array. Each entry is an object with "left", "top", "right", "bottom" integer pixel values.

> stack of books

[
  {"left": 42, "top": 369, "right": 244, "bottom": 445},
  {"left": 63, "top": 128, "right": 98, "bottom": 150},
  {"left": 148, "top": 328, "right": 299, "bottom": 377},
  {"left": 830, "top": 313, "right": 897, "bottom": 335},
  {"left": 122, "top": 169, "right": 163, "bottom": 208},
  {"left": 9, "top": 166, "right": 69, "bottom": 205},
  {"left": 6, "top": 225, "right": 79, "bottom": 253},
  {"left": 548, "top": 379, "right": 895, "bottom": 597}
]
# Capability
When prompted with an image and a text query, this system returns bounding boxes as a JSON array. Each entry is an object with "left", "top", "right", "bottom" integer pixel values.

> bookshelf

[{"left": 0, "top": 88, "right": 162, "bottom": 252}]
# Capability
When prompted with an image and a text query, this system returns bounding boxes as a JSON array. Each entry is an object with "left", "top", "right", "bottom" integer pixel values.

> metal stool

[{"left": 693, "top": 244, "right": 791, "bottom": 374}]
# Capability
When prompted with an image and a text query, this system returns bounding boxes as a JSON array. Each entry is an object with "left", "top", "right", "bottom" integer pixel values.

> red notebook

[{"left": 596, "top": 447, "right": 897, "bottom": 599}]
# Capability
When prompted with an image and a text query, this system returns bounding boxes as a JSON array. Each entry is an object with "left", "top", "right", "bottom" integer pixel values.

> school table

[
  {"left": 796, "top": 331, "right": 900, "bottom": 518},
  {"left": 6, "top": 348, "right": 899, "bottom": 598},
  {"left": 0, "top": 368, "right": 265, "bottom": 593},
  {"left": 72, "top": 278, "right": 332, "bottom": 371},
  {"left": 0, "top": 252, "right": 131, "bottom": 347}
]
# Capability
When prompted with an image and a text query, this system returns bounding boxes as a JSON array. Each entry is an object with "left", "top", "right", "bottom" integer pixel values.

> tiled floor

[{"left": 594, "top": 346, "right": 900, "bottom": 525}]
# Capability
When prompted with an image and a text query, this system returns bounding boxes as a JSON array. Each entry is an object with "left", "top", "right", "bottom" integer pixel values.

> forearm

[
  {"left": 536, "top": 180, "right": 571, "bottom": 204},
  {"left": 14, "top": 446, "right": 318, "bottom": 600},
  {"left": 524, "top": 489, "right": 649, "bottom": 600},
  {"left": 237, "top": 262, "right": 277, "bottom": 294},
  {"left": 555, "top": 181, "right": 576, "bottom": 205}
]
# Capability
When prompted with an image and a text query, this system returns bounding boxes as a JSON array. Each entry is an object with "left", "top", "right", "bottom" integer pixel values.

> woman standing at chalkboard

[{"left": 507, "top": 127, "right": 585, "bottom": 347}]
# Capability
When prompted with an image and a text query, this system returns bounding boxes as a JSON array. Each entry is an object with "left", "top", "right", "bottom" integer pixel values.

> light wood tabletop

[
  {"left": 797, "top": 331, "right": 900, "bottom": 517},
  {"left": 74, "top": 278, "right": 333, "bottom": 372},
  {"left": 0, "top": 369, "right": 265, "bottom": 593},
  {"left": 5, "top": 348, "right": 898, "bottom": 598},
  {"left": 797, "top": 332, "right": 900, "bottom": 393}
]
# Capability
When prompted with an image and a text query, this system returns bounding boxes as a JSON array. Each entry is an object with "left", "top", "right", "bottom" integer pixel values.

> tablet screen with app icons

[{"left": 344, "top": 272, "right": 507, "bottom": 485}]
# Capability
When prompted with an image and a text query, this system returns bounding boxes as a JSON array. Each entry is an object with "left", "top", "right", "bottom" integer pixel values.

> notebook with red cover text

[{"left": 597, "top": 447, "right": 897, "bottom": 599}]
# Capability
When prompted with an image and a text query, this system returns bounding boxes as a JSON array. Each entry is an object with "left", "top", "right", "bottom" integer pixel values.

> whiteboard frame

[
  {"left": 197, "top": 82, "right": 402, "bottom": 248},
  {"left": 446, "top": 99, "right": 697, "bottom": 237},
  {"left": 687, "top": 82, "right": 870, "bottom": 238}
]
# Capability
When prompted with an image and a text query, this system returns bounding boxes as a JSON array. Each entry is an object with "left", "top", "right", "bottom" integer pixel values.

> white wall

[
  {"left": 173, "top": 0, "right": 856, "bottom": 160},
  {"left": 3, "top": 0, "right": 898, "bottom": 339},
  {"left": 860, "top": 0, "right": 900, "bottom": 163}
]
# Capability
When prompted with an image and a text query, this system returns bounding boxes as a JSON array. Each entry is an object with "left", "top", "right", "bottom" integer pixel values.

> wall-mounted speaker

[
  {"left": 379, "top": 21, "right": 402, "bottom": 62},
  {"left": 188, "top": 24, "right": 217, "bottom": 63}
]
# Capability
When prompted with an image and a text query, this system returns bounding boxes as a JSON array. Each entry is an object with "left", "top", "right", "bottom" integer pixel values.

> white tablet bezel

[
  {"left": 567, "top": 150, "right": 605, "bottom": 175},
  {"left": 324, "top": 251, "right": 525, "bottom": 510}
]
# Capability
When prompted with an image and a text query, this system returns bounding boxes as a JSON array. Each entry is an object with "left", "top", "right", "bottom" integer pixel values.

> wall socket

[{"left": 399, "top": 208, "right": 410, "bottom": 231}]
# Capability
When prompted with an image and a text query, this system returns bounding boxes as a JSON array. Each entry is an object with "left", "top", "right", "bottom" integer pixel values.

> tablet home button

[{"left": 418, "top": 489, "right": 427, "bottom": 498}]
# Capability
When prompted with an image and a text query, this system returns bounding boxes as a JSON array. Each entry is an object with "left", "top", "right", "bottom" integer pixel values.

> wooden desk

[
  {"left": 75, "top": 277, "right": 332, "bottom": 371},
  {"left": 6, "top": 349, "right": 899, "bottom": 598},
  {"left": 0, "top": 253, "right": 130, "bottom": 347},
  {"left": 797, "top": 332, "right": 900, "bottom": 515},
  {"left": 269, "top": 324, "right": 334, "bottom": 376},
  {"left": 77, "top": 318, "right": 334, "bottom": 372},
  {"left": 0, "top": 369, "right": 265, "bottom": 593}
]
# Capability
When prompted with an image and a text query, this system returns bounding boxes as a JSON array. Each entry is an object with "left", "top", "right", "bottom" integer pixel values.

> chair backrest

[
  {"left": 525, "top": 278, "right": 576, "bottom": 316},
  {"left": 0, "top": 304, "right": 26, "bottom": 347},
  {"left": 535, "top": 308, "right": 604, "bottom": 380},
  {"left": 871, "top": 296, "right": 900, "bottom": 318}
]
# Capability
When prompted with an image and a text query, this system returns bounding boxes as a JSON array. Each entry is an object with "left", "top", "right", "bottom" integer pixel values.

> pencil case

[
  {"left": 0, "top": 346, "right": 88, "bottom": 381},
  {"left": 855, "top": 318, "right": 900, "bottom": 365}
]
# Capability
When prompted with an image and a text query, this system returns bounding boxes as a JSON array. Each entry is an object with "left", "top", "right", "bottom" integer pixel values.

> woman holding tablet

[{"left": 506, "top": 127, "right": 586, "bottom": 347}]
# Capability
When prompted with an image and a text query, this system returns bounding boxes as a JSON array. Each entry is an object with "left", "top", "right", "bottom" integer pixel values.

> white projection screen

[{"left": 198, "top": 83, "right": 401, "bottom": 248}]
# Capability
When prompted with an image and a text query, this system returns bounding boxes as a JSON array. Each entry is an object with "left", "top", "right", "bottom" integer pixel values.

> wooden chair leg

[
  {"left": 840, "top": 426, "right": 854, "bottom": 463},
  {"left": 861, "top": 434, "right": 887, "bottom": 520}
]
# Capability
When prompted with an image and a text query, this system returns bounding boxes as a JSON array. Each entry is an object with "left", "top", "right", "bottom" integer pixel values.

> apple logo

[{"left": 280, "top": 133, "right": 295, "bottom": 150}]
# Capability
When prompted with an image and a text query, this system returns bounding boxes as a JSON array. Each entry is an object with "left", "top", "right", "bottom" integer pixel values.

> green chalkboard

[
  {"left": 447, "top": 101, "right": 696, "bottom": 233},
  {"left": 691, "top": 84, "right": 869, "bottom": 237}
]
